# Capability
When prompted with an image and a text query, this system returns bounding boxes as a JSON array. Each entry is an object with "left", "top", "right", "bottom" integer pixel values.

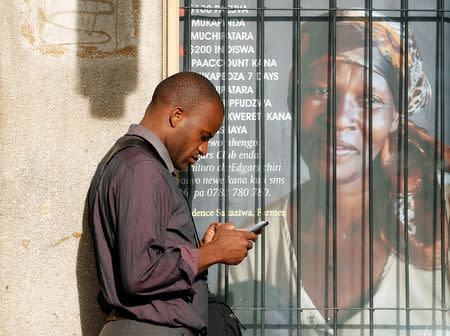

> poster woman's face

[{"left": 300, "top": 61, "right": 399, "bottom": 184}]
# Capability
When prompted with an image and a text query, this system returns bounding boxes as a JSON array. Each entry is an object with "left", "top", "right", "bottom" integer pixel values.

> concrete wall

[{"left": 0, "top": 1, "right": 163, "bottom": 335}]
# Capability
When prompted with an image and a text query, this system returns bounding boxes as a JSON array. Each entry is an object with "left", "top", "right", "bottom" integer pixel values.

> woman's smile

[{"left": 328, "top": 139, "right": 359, "bottom": 158}]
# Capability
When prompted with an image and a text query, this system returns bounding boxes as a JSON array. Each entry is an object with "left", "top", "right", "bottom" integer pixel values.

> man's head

[{"left": 141, "top": 72, "right": 224, "bottom": 170}]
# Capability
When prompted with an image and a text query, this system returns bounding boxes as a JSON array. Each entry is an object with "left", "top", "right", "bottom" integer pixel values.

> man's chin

[{"left": 175, "top": 161, "right": 193, "bottom": 171}]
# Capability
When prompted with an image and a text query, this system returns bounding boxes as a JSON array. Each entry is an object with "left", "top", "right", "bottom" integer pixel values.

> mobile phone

[{"left": 247, "top": 220, "right": 269, "bottom": 233}]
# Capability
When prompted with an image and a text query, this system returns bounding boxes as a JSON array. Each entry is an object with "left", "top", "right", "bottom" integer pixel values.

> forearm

[
  {"left": 197, "top": 243, "right": 222, "bottom": 274},
  {"left": 120, "top": 245, "right": 198, "bottom": 296}
]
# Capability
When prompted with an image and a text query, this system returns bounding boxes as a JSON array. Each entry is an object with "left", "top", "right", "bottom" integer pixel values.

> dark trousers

[{"left": 99, "top": 320, "right": 194, "bottom": 336}]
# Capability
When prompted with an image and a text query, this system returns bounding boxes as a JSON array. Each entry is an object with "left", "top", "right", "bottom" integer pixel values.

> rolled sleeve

[{"left": 178, "top": 246, "right": 200, "bottom": 279}]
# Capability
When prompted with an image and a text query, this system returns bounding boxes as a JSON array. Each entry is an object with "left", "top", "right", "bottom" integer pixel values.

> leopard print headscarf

[{"left": 299, "top": 10, "right": 431, "bottom": 116}]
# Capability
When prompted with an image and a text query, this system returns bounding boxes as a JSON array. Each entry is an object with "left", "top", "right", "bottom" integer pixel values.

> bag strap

[
  {"left": 92, "top": 137, "right": 161, "bottom": 195},
  {"left": 183, "top": 194, "right": 202, "bottom": 248},
  {"left": 105, "top": 137, "right": 162, "bottom": 167}
]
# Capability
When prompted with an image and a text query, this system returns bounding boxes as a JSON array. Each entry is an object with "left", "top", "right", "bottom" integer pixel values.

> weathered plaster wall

[{"left": 0, "top": 1, "right": 163, "bottom": 335}]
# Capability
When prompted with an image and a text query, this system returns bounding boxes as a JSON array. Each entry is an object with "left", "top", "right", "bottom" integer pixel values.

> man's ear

[{"left": 169, "top": 106, "right": 184, "bottom": 128}]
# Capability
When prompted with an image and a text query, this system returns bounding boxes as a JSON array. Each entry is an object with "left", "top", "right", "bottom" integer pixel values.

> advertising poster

[{"left": 180, "top": 1, "right": 450, "bottom": 334}]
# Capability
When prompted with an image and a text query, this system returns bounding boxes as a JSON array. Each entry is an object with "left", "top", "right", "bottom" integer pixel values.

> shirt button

[{"left": 307, "top": 315, "right": 316, "bottom": 324}]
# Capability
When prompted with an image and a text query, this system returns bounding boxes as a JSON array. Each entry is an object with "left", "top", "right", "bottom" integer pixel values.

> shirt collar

[{"left": 126, "top": 124, "right": 175, "bottom": 174}]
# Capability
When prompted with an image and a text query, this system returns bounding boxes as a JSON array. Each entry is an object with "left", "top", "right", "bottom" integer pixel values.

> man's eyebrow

[{"left": 203, "top": 131, "right": 214, "bottom": 138}]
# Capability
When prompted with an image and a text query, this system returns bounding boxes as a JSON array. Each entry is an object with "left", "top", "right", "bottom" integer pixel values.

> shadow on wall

[
  {"left": 76, "top": 201, "right": 105, "bottom": 336},
  {"left": 76, "top": 1, "right": 140, "bottom": 335},
  {"left": 0, "top": 47, "right": 3, "bottom": 187},
  {"left": 76, "top": 0, "right": 140, "bottom": 119}
]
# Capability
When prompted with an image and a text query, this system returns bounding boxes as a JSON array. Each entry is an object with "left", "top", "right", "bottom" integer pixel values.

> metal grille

[{"left": 180, "top": 1, "right": 449, "bottom": 335}]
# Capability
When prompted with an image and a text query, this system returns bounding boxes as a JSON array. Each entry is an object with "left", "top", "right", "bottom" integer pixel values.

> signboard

[{"left": 180, "top": 1, "right": 450, "bottom": 334}]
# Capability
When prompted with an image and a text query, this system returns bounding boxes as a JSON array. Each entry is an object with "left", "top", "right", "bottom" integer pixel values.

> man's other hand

[
  {"left": 197, "top": 222, "right": 257, "bottom": 273},
  {"left": 210, "top": 222, "right": 257, "bottom": 265}
]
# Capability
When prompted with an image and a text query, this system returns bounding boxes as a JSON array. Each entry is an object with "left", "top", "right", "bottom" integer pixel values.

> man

[{"left": 87, "top": 72, "right": 257, "bottom": 336}]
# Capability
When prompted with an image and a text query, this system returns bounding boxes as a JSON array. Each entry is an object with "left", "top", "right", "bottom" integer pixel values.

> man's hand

[
  {"left": 200, "top": 222, "right": 219, "bottom": 246},
  {"left": 210, "top": 222, "right": 257, "bottom": 264},
  {"left": 197, "top": 222, "right": 257, "bottom": 274}
]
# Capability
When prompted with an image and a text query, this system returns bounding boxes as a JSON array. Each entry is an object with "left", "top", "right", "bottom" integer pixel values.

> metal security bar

[
  {"left": 292, "top": 4, "right": 302, "bottom": 336},
  {"left": 180, "top": 2, "right": 449, "bottom": 335},
  {"left": 438, "top": 1, "right": 447, "bottom": 334},
  {"left": 367, "top": 3, "right": 375, "bottom": 335},
  {"left": 256, "top": 2, "right": 267, "bottom": 334}
]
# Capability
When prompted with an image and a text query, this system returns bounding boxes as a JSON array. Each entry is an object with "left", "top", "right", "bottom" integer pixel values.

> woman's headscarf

[{"left": 299, "top": 10, "right": 431, "bottom": 116}]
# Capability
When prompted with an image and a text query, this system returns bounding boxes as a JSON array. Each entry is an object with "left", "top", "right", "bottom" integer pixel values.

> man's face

[{"left": 170, "top": 100, "right": 224, "bottom": 170}]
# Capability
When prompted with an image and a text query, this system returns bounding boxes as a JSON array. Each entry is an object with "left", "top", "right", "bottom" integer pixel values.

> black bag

[{"left": 208, "top": 294, "right": 245, "bottom": 336}]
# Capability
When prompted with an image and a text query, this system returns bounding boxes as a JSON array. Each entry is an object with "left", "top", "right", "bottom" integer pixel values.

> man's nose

[
  {"left": 198, "top": 141, "right": 208, "bottom": 155},
  {"left": 336, "top": 93, "right": 359, "bottom": 131}
]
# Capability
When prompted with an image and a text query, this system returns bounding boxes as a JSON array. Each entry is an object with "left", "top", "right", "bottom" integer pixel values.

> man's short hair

[{"left": 151, "top": 72, "right": 223, "bottom": 113}]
